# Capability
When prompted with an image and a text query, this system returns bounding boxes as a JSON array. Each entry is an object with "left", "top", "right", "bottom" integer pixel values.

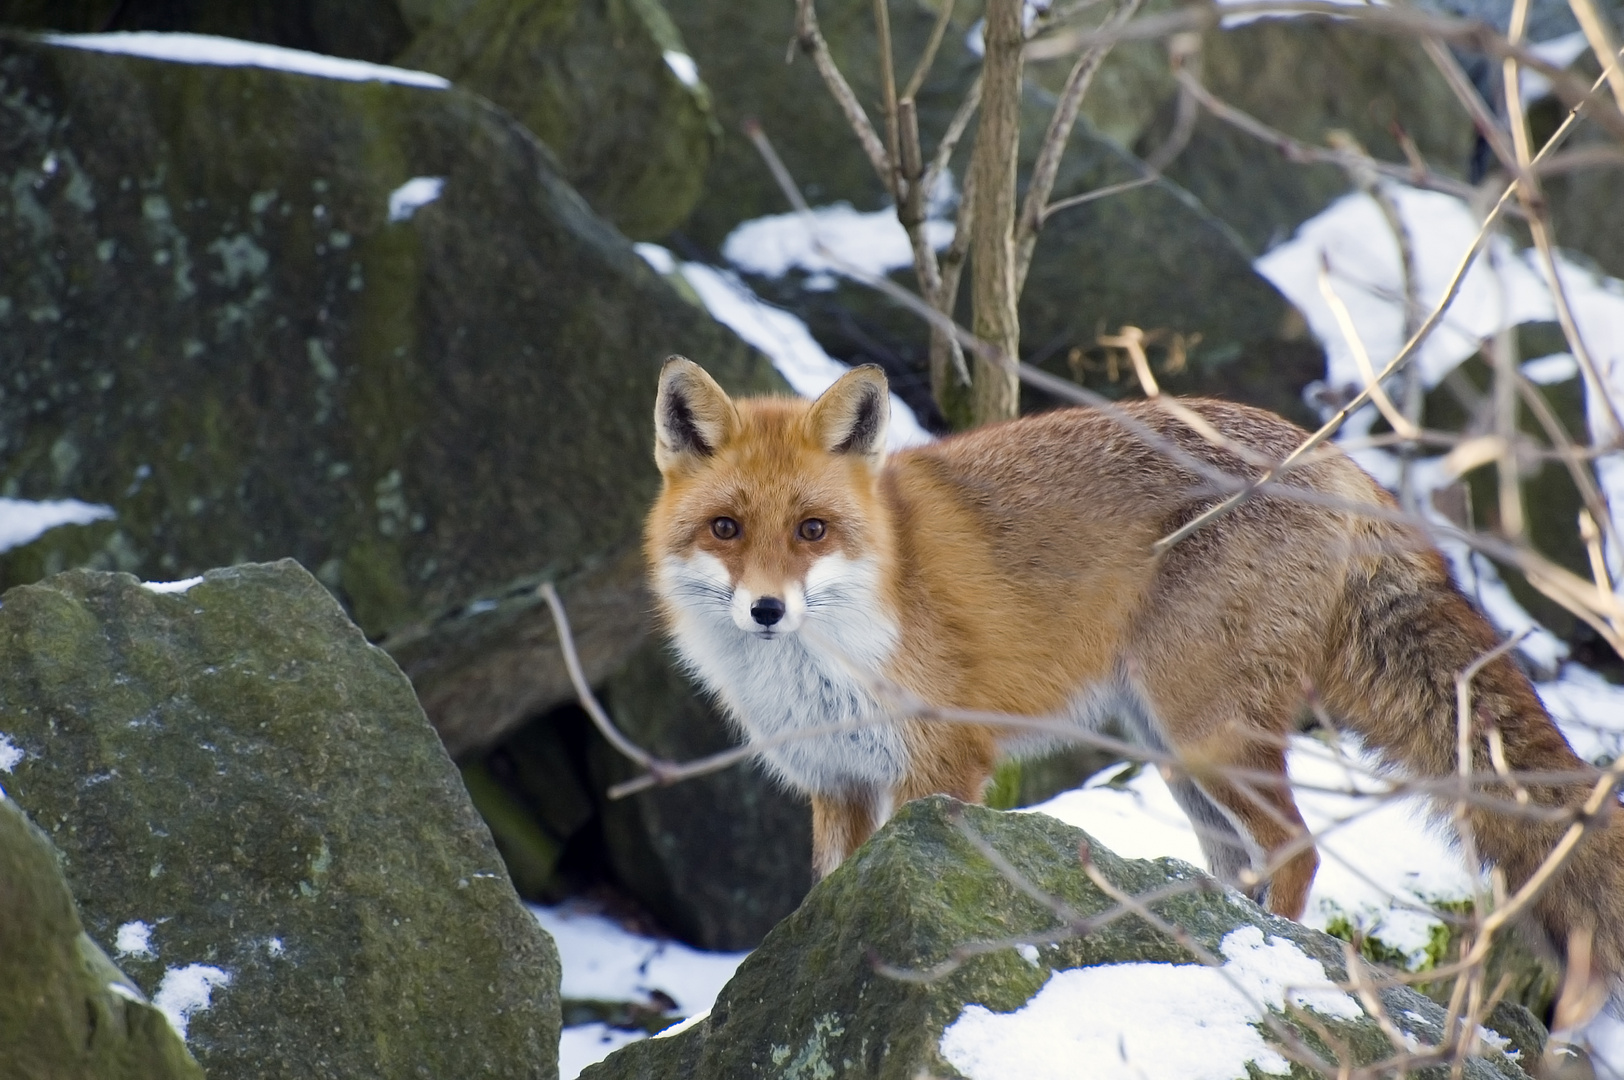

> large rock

[
  {"left": 0, "top": 32, "right": 782, "bottom": 755},
  {"left": 584, "top": 798, "right": 1536, "bottom": 1079},
  {"left": 0, "top": 562, "right": 562, "bottom": 1079},
  {"left": 399, "top": 0, "right": 717, "bottom": 239},
  {"left": 0, "top": 797, "right": 204, "bottom": 1080}
]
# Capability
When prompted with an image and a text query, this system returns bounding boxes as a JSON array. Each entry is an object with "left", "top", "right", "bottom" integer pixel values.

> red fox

[{"left": 645, "top": 356, "right": 1624, "bottom": 980}]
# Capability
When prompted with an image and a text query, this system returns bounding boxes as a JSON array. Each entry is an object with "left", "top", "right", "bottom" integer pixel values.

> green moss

[{"left": 0, "top": 564, "right": 563, "bottom": 1079}]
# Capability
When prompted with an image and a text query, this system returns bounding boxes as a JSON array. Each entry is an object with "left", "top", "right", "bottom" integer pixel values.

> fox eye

[
  {"left": 711, "top": 517, "right": 739, "bottom": 540},
  {"left": 797, "top": 518, "right": 827, "bottom": 542}
]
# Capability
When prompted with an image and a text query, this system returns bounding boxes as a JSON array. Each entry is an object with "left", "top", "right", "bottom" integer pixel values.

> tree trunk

[{"left": 967, "top": 0, "right": 1024, "bottom": 425}]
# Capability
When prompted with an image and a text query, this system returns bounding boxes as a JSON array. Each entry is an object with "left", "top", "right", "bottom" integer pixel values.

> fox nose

[{"left": 750, "top": 596, "right": 786, "bottom": 627}]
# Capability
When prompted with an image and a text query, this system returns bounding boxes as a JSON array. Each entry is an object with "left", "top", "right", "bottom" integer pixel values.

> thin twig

[
  {"left": 540, "top": 583, "right": 664, "bottom": 776},
  {"left": 902, "top": 0, "right": 956, "bottom": 101},
  {"left": 795, "top": 0, "right": 892, "bottom": 183},
  {"left": 1318, "top": 256, "right": 1419, "bottom": 439},
  {"left": 1014, "top": 0, "right": 1146, "bottom": 293}
]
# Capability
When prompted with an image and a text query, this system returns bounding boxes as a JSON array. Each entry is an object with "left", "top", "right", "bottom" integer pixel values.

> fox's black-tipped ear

[
  {"left": 654, "top": 357, "right": 738, "bottom": 474},
  {"left": 808, "top": 364, "right": 889, "bottom": 465}
]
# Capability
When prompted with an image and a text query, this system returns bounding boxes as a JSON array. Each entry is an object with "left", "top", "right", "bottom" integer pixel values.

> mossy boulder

[
  {"left": 399, "top": 0, "right": 716, "bottom": 239},
  {"left": 0, "top": 562, "right": 562, "bottom": 1079},
  {"left": 0, "top": 32, "right": 783, "bottom": 755},
  {"left": 584, "top": 798, "right": 1536, "bottom": 1079},
  {"left": 0, "top": 797, "right": 204, "bottom": 1080}
]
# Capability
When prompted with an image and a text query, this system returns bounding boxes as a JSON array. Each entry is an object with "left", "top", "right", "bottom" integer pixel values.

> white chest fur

[{"left": 656, "top": 553, "right": 908, "bottom": 794}]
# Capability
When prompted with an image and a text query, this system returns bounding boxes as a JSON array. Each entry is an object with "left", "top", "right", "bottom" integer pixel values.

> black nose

[{"left": 750, "top": 597, "right": 786, "bottom": 626}]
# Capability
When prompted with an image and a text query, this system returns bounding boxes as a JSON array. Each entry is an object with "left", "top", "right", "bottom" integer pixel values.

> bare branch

[
  {"left": 1014, "top": 0, "right": 1146, "bottom": 293},
  {"left": 1567, "top": 0, "right": 1624, "bottom": 115},
  {"left": 902, "top": 0, "right": 956, "bottom": 102},
  {"left": 795, "top": 0, "right": 893, "bottom": 184},
  {"left": 873, "top": 0, "right": 904, "bottom": 201},
  {"left": 539, "top": 583, "right": 666, "bottom": 778},
  {"left": 1317, "top": 255, "right": 1419, "bottom": 439}
]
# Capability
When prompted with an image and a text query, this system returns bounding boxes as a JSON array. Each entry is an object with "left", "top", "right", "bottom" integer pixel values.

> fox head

[{"left": 645, "top": 357, "right": 893, "bottom": 642}]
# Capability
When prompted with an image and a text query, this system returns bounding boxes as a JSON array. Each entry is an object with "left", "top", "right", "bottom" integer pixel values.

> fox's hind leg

[
  {"left": 1129, "top": 670, "right": 1319, "bottom": 918},
  {"left": 1179, "top": 736, "right": 1318, "bottom": 919}
]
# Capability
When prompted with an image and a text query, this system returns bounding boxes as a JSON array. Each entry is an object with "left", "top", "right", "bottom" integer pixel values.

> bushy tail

[{"left": 1320, "top": 548, "right": 1624, "bottom": 987}]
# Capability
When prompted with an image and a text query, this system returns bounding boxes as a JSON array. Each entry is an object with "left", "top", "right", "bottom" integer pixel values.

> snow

[
  {"left": 654, "top": 1008, "right": 709, "bottom": 1039},
  {"left": 662, "top": 50, "right": 700, "bottom": 89},
  {"left": 42, "top": 33, "right": 449, "bottom": 88},
  {"left": 0, "top": 498, "right": 115, "bottom": 554},
  {"left": 1256, "top": 187, "right": 1554, "bottom": 394},
  {"left": 1582, "top": 1004, "right": 1624, "bottom": 1080},
  {"left": 722, "top": 203, "right": 954, "bottom": 286},
  {"left": 1523, "top": 352, "right": 1580, "bottom": 385},
  {"left": 107, "top": 982, "right": 145, "bottom": 1003},
  {"left": 1032, "top": 736, "right": 1478, "bottom": 962},
  {"left": 532, "top": 903, "right": 746, "bottom": 1014},
  {"left": 141, "top": 577, "right": 204, "bottom": 594},
  {"left": 388, "top": 177, "right": 446, "bottom": 223},
  {"left": 635, "top": 244, "right": 933, "bottom": 451},
  {"left": 152, "top": 963, "right": 232, "bottom": 1041},
  {"left": 1520, "top": 32, "right": 1593, "bottom": 102},
  {"left": 1536, "top": 663, "right": 1624, "bottom": 764},
  {"left": 0, "top": 734, "right": 23, "bottom": 773},
  {"left": 939, "top": 925, "right": 1359, "bottom": 1080},
  {"left": 115, "top": 920, "right": 155, "bottom": 959},
  {"left": 532, "top": 902, "right": 748, "bottom": 1077}
]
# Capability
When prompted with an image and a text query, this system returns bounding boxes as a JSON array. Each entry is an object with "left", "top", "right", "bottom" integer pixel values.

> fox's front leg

[{"left": 810, "top": 790, "right": 885, "bottom": 880}]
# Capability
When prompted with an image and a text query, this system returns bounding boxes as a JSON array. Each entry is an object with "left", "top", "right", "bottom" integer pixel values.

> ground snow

[
  {"left": 533, "top": 903, "right": 747, "bottom": 1078},
  {"left": 152, "top": 963, "right": 232, "bottom": 1041},
  {"left": 940, "top": 926, "right": 1358, "bottom": 1080},
  {"left": 1032, "top": 736, "right": 1478, "bottom": 961},
  {"left": 42, "top": 33, "right": 449, "bottom": 88},
  {"left": 0, "top": 498, "right": 115, "bottom": 554},
  {"left": 1256, "top": 182, "right": 1624, "bottom": 571}
]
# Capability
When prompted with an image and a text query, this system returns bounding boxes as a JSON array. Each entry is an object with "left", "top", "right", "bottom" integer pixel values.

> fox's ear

[
  {"left": 808, "top": 364, "right": 889, "bottom": 465},
  {"left": 655, "top": 356, "right": 737, "bottom": 473}
]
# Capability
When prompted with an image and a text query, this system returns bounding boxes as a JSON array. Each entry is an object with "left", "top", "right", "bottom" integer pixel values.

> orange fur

[{"left": 646, "top": 358, "right": 1624, "bottom": 986}]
